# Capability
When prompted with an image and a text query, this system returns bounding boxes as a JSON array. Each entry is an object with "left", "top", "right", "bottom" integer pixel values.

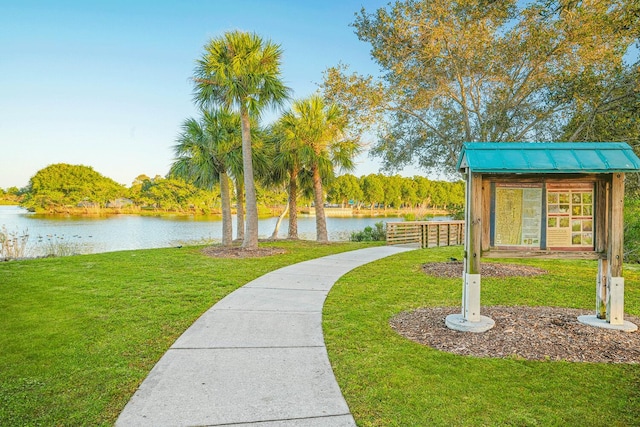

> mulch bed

[
  {"left": 421, "top": 261, "right": 548, "bottom": 278},
  {"left": 201, "top": 246, "right": 286, "bottom": 258},
  {"left": 391, "top": 306, "right": 640, "bottom": 363},
  {"left": 389, "top": 261, "right": 640, "bottom": 363}
]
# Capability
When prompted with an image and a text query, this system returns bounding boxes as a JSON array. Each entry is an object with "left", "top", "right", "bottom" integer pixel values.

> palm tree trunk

[
  {"left": 220, "top": 171, "right": 233, "bottom": 246},
  {"left": 235, "top": 178, "right": 245, "bottom": 241},
  {"left": 287, "top": 167, "right": 299, "bottom": 239},
  {"left": 240, "top": 108, "right": 259, "bottom": 249},
  {"left": 312, "top": 164, "right": 328, "bottom": 242},
  {"left": 270, "top": 203, "right": 289, "bottom": 240}
]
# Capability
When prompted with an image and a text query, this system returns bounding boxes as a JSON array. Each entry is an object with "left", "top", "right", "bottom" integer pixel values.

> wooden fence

[{"left": 386, "top": 221, "right": 465, "bottom": 248}]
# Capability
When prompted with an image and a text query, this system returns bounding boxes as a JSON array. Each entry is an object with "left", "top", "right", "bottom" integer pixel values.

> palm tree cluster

[{"left": 170, "top": 31, "right": 359, "bottom": 248}]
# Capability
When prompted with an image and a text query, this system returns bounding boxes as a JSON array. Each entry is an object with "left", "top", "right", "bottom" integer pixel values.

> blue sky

[{"left": 1, "top": 0, "right": 415, "bottom": 189}]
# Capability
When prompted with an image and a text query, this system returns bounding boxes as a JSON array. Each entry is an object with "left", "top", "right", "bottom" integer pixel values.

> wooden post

[
  {"left": 607, "top": 173, "right": 625, "bottom": 325},
  {"left": 595, "top": 180, "right": 608, "bottom": 319},
  {"left": 596, "top": 259, "right": 608, "bottom": 319},
  {"left": 462, "top": 172, "right": 483, "bottom": 322},
  {"left": 482, "top": 177, "right": 491, "bottom": 252}
]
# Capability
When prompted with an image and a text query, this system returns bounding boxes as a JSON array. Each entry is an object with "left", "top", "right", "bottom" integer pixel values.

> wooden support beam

[
  {"left": 467, "top": 172, "right": 483, "bottom": 275},
  {"left": 596, "top": 259, "right": 608, "bottom": 319},
  {"left": 608, "top": 173, "right": 624, "bottom": 277},
  {"left": 595, "top": 180, "right": 608, "bottom": 253},
  {"left": 482, "top": 177, "right": 491, "bottom": 253},
  {"left": 607, "top": 173, "right": 625, "bottom": 325},
  {"left": 595, "top": 180, "right": 609, "bottom": 319},
  {"left": 463, "top": 172, "right": 483, "bottom": 322}
]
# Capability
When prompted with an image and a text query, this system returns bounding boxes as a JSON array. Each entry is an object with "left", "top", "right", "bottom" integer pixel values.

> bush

[
  {"left": 624, "top": 198, "right": 640, "bottom": 263},
  {"left": 447, "top": 205, "right": 465, "bottom": 220},
  {"left": 350, "top": 221, "right": 386, "bottom": 242}
]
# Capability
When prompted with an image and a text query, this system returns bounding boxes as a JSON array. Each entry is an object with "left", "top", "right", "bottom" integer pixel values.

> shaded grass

[
  {"left": 324, "top": 246, "right": 640, "bottom": 426},
  {"left": 0, "top": 241, "right": 375, "bottom": 426}
]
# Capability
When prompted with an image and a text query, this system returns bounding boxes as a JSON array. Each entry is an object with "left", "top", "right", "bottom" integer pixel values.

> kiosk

[{"left": 447, "top": 142, "right": 640, "bottom": 332}]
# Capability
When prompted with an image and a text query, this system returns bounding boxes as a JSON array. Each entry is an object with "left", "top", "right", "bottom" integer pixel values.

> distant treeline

[{"left": 1, "top": 163, "right": 464, "bottom": 214}]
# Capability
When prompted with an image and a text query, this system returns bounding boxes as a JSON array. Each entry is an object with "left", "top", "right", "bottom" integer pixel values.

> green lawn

[
  {"left": 323, "top": 246, "right": 640, "bottom": 426},
  {"left": 0, "top": 241, "right": 373, "bottom": 426},
  {"left": 3, "top": 243, "right": 639, "bottom": 426}
]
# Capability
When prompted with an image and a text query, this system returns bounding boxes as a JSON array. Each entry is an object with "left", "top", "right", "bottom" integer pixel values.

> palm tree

[
  {"left": 281, "top": 95, "right": 360, "bottom": 242},
  {"left": 266, "top": 120, "right": 303, "bottom": 240},
  {"left": 169, "top": 109, "right": 242, "bottom": 246},
  {"left": 193, "top": 31, "right": 290, "bottom": 249}
]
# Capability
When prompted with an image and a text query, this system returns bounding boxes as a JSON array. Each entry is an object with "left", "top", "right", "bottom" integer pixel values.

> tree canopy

[
  {"left": 322, "top": 0, "right": 639, "bottom": 176},
  {"left": 22, "top": 164, "right": 126, "bottom": 211}
]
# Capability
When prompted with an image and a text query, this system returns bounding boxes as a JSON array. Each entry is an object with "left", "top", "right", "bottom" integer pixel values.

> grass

[
  {"left": 323, "top": 246, "right": 640, "bottom": 426},
  {"left": 0, "top": 240, "right": 375, "bottom": 426},
  {"left": 3, "top": 242, "right": 639, "bottom": 426}
]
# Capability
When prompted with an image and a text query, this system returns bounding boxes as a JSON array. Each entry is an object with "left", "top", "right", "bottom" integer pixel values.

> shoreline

[{"left": 4, "top": 204, "right": 452, "bottom": 219}]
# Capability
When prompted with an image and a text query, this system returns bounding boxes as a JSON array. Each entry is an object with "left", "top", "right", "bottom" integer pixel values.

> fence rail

[{"left": 386, "top": 221, "right": 465, "bottom": 248}]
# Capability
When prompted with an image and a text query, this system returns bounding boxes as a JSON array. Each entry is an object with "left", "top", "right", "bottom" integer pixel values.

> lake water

[{"left": 0, "top": 205, "right": 413, "bottom": 256}]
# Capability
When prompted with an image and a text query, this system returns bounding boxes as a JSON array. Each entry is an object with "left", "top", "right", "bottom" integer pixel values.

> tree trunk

[
  {"left": 220, "top": 171, "right": 233, "bottom": 246},
  {"left": 240, "top": 108, "right": 259, "bottom": 249},
  {"left": 287, "top": 167, "right": 299, "bottom": 239},
  {"left": 312, "top": 164, "right": 328, "bottom": 242},
  {"left": 235, "top": 178, "right": 245, "bottom": 241},
  {"left": 270, "top": 203, "right": 289, "bottom": 240}
]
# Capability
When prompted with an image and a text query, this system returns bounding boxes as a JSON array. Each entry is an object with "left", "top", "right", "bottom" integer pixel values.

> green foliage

[
  {"left": 128, "top": 175, "right": 218, "bottom": 213},
  {"left": 279, "top": 94, "right": 361, "bottom": 242},
  {"left": 322, "top": 0, "right": 639, "bottom": 175},
  {"left": 22, "top": 164, "right": 127, "bottom": 211},
  {"left": 193, "top": 30, "right": 290, "bottom": 117},
  {"left": 0, "top": 187, "right": 22, "bottom": 205},
  {"left": 360, "top": 173, "right": 385, "bottom": 209},
  {"left": 169, "top": 110, "right": 245, "bottom": 244},
  {"left": 326, "top": 173, "right": 465, "bottom": 210},
  {"left": 624, "top": 197, "right": 640, "bottom": 263},
  {"left": 328, "top": 174, "right": 363, "bottom": 207},
  {"left": 561, "top": 65, "right": 639, "bottom": 145},
  {"left": 0, "top": 241, "right": 373, "bottom": 425},
  {"left": 349, "top": 221, "right": 386, "bottom": 242},
  {"left": 383, "top": 175, "right": 403, "bottom": 208},
  {"left": 193, "top": 30, "right": 291, "bottom": 249},
  {"left": 324, "top": 247, "right": 640, "bottom": 426},
  {"left": 448, "top": 205, "right": 465, "bottom": 220}
]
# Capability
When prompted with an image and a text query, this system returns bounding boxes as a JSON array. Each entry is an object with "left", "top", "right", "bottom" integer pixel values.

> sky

[{"left": 0, "top": 0, "right": 429, "bottom": 189}]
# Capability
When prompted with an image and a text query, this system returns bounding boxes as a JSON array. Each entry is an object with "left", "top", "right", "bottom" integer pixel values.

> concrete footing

[
  {"left": 445, "top": 313, "right": 495, "bottom": 333},
  {"left": 577, "top": 315, "right": 638, "bottom": 332}
]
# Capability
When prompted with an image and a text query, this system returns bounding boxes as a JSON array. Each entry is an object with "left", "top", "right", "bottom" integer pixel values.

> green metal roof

[{"left": 457, "top": 142, "right": 640, "bottom": 174}]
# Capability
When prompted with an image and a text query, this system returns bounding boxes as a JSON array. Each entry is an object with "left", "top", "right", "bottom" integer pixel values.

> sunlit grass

[
  {"left": 4, "top": 242, "right": 639, "bottom": 426},
  {"left": 324, "top": 246, "right": 640, "bottom": 426},
  {"left": 0, "top": 241, "right": 375, "bottom": 426}
]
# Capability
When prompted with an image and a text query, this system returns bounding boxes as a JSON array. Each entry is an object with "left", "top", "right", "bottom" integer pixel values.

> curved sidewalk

[{"left": 116, "top": 245, "right": 417, "bottom": 426}]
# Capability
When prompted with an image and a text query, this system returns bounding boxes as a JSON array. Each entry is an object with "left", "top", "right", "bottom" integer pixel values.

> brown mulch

[
  {"left": 390, "top": 306, "right": 640, "bottom": 363},
  {"left": 392, "top": 261, "right": 640, "bottom": 363},
  {"left": 201, "top": 245, "right": 286, "bottom": 258},
  {"left": 422, "top": 261, "right": 548, "bottom": 278}
]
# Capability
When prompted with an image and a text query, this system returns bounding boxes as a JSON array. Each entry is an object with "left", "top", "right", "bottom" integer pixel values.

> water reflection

[{"left": 0, "top": 205, "right": 415, "bottom": 256}]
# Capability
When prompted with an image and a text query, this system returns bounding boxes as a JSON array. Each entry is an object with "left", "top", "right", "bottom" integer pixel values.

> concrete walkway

[{"left": 116, "top": 245, "right": 417, "bottom": 426}]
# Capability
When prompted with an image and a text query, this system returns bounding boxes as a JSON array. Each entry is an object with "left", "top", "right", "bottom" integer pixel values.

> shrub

[
  {"left": 624, "top": 198, "right": 640, "bottom": 263},
  {"left": 447, "top": 205, "right": 465, "bottom": 220},
  {"left": 350, "top": 221, "right": 386, "bottom": 242}
]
